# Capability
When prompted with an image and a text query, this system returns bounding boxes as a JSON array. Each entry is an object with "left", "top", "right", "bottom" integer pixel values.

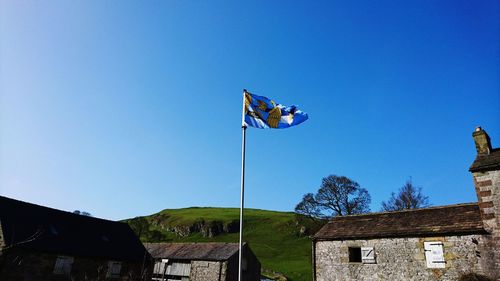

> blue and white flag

[{"left": 243, "top": 90, "right": 308, "bottom": 129}]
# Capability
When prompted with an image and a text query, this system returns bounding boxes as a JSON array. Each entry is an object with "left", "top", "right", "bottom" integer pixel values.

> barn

[
  {"left": 0, "top": 196, "right": 150, "bottom": 281},
  {"left": 145, "top": 242, "right": 261, "bottom": 281}
]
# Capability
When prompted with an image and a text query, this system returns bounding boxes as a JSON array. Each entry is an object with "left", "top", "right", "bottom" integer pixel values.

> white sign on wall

[
  {"left": 424, "top": 242, "right": 446, "bottom": 268},
  {"left": 361, "top": 247, "right": 376, "bottom": 264}
]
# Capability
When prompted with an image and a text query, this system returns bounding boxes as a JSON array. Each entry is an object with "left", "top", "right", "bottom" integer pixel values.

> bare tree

[
  {"left": 73, "top": 210, "right": 92, "bottom": 216},
  {"left": 295, "top": 175, "right": 371, "bottom": 218},
  {"left": 316, "top": 175, "right": 371, "bottom": 216},
  {"left": 381, "top": 179, "right": 430, "bottom": 211},
  {"left": 294, "top": 193, "right": 322, "bottom": 219}
]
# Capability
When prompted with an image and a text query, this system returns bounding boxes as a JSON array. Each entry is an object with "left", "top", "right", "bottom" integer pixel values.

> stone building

[
  {"left": 469, "top": 127, "right": 500, "bottom": 278},
  {"left": 145, "top": 242, "right": 261, "bottom": 281},
  {"left": 313, "top": 127, "right": 500, "bottom": 281},
  {"left": 0, "top": 196, "right": 151, "bottom": 281}
]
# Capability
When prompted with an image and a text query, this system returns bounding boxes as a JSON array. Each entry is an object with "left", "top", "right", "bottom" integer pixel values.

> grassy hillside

[{"left": 124, "top": 207, "right": 325, "bottom": 281}]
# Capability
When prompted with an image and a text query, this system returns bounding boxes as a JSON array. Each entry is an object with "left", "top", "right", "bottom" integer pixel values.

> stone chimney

[{"left": 473, "top": 127, "right": 492, "bottom": 155}]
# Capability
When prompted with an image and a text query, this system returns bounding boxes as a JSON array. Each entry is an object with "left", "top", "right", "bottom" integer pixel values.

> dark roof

[
  {"left": 470, "top": 148, "right": 500, "bottom": 172},
  {"left": 0, "top": 196, "right": 148, "bottom": 261},
  {"left": 144, "top": 243, "right": 244, "bottom": 261},
  {"left": 314, "top": 203, "right": 487, "bottom": 240}
]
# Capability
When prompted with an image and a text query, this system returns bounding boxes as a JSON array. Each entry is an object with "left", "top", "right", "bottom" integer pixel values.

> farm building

[
  {"left": 0, "top": 196, "right": 150, "bottom": 281},
  {"left": 313, "top": 127, "right": 500, "bottom": 281},
  {"left": 145, "top": 242, "right": 261, "bottom": 281}
]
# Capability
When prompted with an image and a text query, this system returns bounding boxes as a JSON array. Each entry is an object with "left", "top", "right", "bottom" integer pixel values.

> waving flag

[{"left": 243, "top": 90, "right": 308, "bottom": 129}]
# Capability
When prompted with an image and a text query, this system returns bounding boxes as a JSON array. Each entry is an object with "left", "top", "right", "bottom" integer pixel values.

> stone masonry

[
  {"left": 0, "top": 249, "right": 145, "bottom": 281},
  {"left": 471, "top": 170, "right": 500, "bottom": 278},
  {"left": 470, "top": 128, "right": 500, "bottom": 280},
  {"left": 190, "top": 260, "right": 228, "bottom": 281},
  {"left": 315, "top": 235, "right": 489, "bottom": 281}
]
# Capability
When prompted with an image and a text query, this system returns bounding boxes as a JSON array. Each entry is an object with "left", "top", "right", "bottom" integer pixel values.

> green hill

[{"left": 124, "top": 207, "right": 325, "bottom": 281}]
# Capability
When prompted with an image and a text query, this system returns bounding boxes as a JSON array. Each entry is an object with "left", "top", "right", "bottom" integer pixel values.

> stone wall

[
  {"left": 0, "top": 248, "right": 147, "bottom": 281},
  {"left": 315, "top": 234, "right": 492, "bottom": 281},
  {"left": 190, "top": 260, "right": 227, "bottom": 281},
  {"left": 472, "top": 169, "right": 500, "bottom": 280},
  {"left": 188, "top": 250, "right": 261, "bottom": 281}
]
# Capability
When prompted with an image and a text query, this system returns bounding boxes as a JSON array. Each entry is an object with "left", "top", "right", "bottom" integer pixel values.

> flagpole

[{"left": 238, "top": 90, "right": 247, "bottom": 281}]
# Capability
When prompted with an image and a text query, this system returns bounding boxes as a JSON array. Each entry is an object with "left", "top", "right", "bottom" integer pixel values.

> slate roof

[
  {"left": 314, "top": 203, "right": 487, "bottom": 240},
  {"left": 469, "top": 148, "right": 500, "bottom": 172},
  {"left": 0, "top": 196, "right": 148, "bottom": 261},
  {"left": 144, "top": 242, "right": 244, "bottom": 261}
]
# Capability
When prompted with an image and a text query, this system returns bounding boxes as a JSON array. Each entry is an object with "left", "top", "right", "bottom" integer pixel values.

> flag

[{"left": 243, "top": 90, "right": 308, "bottom": 129}]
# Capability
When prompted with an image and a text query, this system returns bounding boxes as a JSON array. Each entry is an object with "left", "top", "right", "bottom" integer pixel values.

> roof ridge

[
  {"left": 144, "top": 242, "right": 240, "bottom": 245},
  {"left": 327, "top": 202, "right": 478, "bottom": 221},
  {"left": 0, "top": 195, "right": 121, "bottom": 224},
  {"left": 314, "top": 202, "right": 485, "bottom": 240},
  {"left": 0, "top": 196, "right": 147, "bottom": 261}
]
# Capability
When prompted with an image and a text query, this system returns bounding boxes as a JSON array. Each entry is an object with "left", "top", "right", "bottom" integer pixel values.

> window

[
  {"left": 152, "top": 260, "right": 191, "bottom": 281},
  {"left": 424, "top": 242, "right": 446, "bottom": 268},
  {"left": 348, "top": 247, "right": 362, "bottom": 262},
  {"left": 361, "top": 247, "right": 376, "bottom": 264},
  {"left": 53, "top": 256, "right": 73, "bottom": 274},
  {"left": 153, "top": 259, "right": 169, "bottom": 276},
  {"left": 168, "top": 261, "right": 191, "bottom": 277},
  {"left": 106, "top": 261, "right": 122, "bottom": 278}
]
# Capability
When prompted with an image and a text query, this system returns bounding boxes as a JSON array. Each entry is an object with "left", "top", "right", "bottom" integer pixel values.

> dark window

[{"left": 348, "top": 247, "right": 362, "bottom": 263}]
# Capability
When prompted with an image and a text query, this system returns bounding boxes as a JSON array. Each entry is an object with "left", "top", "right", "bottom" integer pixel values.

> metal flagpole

[{"left": 238, "top": 90, "right": 248, "bottom": 281}]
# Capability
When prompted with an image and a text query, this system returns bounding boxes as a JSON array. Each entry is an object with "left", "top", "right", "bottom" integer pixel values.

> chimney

[
  {"left": 469, "top": 126, "right": 500, "bottom": 279},
  {"left": 473, "top": 127, "right": 492, "bottom": 155}
]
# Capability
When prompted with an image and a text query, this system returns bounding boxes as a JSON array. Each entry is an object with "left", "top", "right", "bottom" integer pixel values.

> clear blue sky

[{"left": 1, "top": 0, "right": 499, "bottom": 220}]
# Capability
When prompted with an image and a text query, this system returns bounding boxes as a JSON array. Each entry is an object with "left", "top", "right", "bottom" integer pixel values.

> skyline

[{"left": 1, "top": 0, "right": 499, "bottom": 220}]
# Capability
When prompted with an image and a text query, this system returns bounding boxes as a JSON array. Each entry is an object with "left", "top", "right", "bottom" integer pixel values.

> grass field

[{"left": 125, "top": 207, "right": 324, "bottom": 281}]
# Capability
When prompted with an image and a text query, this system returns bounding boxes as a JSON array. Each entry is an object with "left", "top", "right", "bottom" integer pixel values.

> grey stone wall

[
  {"left": 472, "top": 169, "right": 500, "bottom": 280},
  {"left": 0, "top": 248, "right": 147, "bottom": 281},
  {"left": 190, "top": 260, "right": 226, "bottom": 281},
  {"left": 315, "top": 234, "right": 491, "bottom": 281},
  {"left": 189, "top": 254, "right": 260, "bottom": 281}
]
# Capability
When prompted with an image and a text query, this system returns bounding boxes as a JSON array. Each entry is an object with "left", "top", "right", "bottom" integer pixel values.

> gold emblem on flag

[{"left": 268, "top": 106, "right": 281, "bottom": 128}]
